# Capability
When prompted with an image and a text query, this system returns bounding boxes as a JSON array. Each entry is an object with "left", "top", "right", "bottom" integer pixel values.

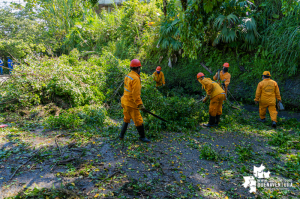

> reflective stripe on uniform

[
  {"left": 221, "top": 93, "right": 226, "bottom": 94},
  {"left": 126, "top": 75, "right": 133, "bottom": 80},
  {"left": 124, "top": 88, "right": 131, "bottom": 92}
]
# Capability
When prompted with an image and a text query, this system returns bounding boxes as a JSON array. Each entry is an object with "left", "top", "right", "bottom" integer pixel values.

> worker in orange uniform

[
  {"left": 254, "top": 71, "right": 282, "bottom": 128},
  {"left": 213, "top": 63, "right": 231, "bottom": 97},
  {"left": 119, "top": 59, "right": 150, "bottom": 142},
  {"left": 152, "top": 66, "right": 165, "bottom": 87},
  {"left": 197, "top": 72, "right": 226, "bottom": 127}
]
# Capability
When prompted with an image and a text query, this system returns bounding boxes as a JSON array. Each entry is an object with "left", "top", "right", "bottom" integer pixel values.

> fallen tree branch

[
  {"left": 108, "top": 81, "right": 124, "bottom": 106},
  {"left": 57, "top": 158, "right": 76, "bottom": 165},
  {"left": 158, "top": 163, "right": 165, "bottom": 175},
  {"left": 163, "top": 186, "right": 178, "bottom": 198},
  {"left": 146, "top": 183, "right": 178, "bottom": 198},
  {"left": 0, "top": 99, "right": 19, "bottom": 105},
  {"left": 8, "top": 52, "right": 21, "bottom": 64},
  {"left": 153, "top": 150, "right": 168, "bottom": 155},
  {"left": 71, "top": 148, "right": 83, "bottom": 152},
  {"left": 9, "top": 148, "right": 42, "bottom": 180},
  {"left": 200, "top": 62, "right": 212, "bottom": 74},
  {"left": 55, "top": 188, "right": 81, "bottom": 198},
  {"left": 51, "top": 134, "right": 65, "bottom": 172},
  {"left": 99, "top": 171, "right": 121, "bottom": 182},
  {"left": 55, "top": 138, "right": 62, "bottom": 155},
  {"left": 139, "top": 190, "right": 151, "bottom": 197},
  {"left": 163, "top": 168, "right": 183, "bottom": 171},
  {"left": 0, "top": 89, "right": 35, "bottom": 105}
]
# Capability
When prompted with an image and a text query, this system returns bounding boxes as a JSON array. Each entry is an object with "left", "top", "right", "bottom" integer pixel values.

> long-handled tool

[
  {"left": 226, "top": 89, "right": 242, "bottom": 109},
  {"left": 216, "top": 69, "right": 228, "bottom": 98},
  {"left": 143, "top": 109, "right": 168, "bottom": 123},
  {"left": 215, "top": 70, "right": 241, "bottom": 109}
]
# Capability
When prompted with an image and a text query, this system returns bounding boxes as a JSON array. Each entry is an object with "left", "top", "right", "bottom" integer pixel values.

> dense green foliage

[
  {"left": 0, "top": 7, "right": 48, "bottom": 58},
  {"left": 45, "top": 105, "right": 107, "bottom": 129},
  {"left": 0, "top": 0, "right": 300, "bottom": 132},
  {"left": 1, "top": 0, "right": 300, "bottom": 111},
  {"left": 0, "top": 49, "right": 130, "bottom": 110}
]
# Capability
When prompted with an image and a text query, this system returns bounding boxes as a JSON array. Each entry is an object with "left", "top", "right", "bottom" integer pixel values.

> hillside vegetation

[{"left": 0, "top": 0, "right": 299, "bottom": 198}]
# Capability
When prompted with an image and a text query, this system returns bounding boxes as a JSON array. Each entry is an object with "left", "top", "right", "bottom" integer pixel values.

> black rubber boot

[
  {"left": 215, "top": 115, "right": 221, "bottom": 126},
  {"left": 136, "top": 124, "right": 151, "bottom": 143},
  {"left": 259, "top": 118, "right": 266, "bottom": 123},
  {"left": 119, "top": 122, "right": 129, "bottom": 140},
  {"left": 272, "top": 121, "right": 277, "bottom": 128},
  {"left": 203, "top": 115, "right": 216, "bottom": 127}
]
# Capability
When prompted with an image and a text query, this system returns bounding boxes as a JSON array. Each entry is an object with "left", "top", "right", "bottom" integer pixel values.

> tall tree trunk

[
  {"left": 163, "top": 0, "right": 167, "bottom": 16},
  {"left": 180, "top": 0, "right": 187, "bottom": 11}
]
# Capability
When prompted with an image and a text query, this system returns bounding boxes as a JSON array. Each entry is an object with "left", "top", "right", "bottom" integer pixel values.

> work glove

[{"left": 138, "top": 104, "right": 146, "bottom": 111}]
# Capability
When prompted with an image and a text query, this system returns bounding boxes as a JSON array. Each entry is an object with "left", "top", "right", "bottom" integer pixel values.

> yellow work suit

[
  {"left": 199, "top": 78, "right": 226, "bottom": 116},
  {"left": 213, "top": 71, "right": 231, "bottom": 95},
  {"left": 254, "top": 79, "right": 281, "bottom": 122},
  {"left": 121, "top": 71, "right": 143, "bottom": 126},
  {"left": 152, "top": 71, "right": 165, "bottom": 87}
]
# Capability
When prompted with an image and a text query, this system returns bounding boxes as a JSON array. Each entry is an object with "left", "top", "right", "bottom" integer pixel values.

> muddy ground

[{"left": 0, "top": 117, "right": 299, "bottom": 198}]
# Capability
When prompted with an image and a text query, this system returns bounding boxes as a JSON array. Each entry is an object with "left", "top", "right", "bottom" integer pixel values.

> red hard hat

[
  {"left": 197, "top": 72, "right": 205, "bottom": 79},
  {"left": 223, "top": 63, "right": 229, "bottom": 68},
  {"left": 156, "top": 66, "right": 161, "bottom": 71},
  {"left": 130, "top": 59, "right": 142, "bottom": 67}
]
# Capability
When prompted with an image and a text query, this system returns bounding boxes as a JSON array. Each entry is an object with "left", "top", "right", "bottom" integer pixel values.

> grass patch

[{"left": 199, "top": 143, "right": 222, "bottom": 161}]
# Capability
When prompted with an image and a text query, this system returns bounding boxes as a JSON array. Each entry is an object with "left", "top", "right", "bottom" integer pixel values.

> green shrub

[
  {"left": 268, "top": 131, "right": 290, "bottom": 147},
  {"left": 76, "top": 105, "right": 107, "bottom": 126},
  {"left": 199, "top": 143, "right": 221, "bottom": 161},
  {"left": 45, "top": 105, "right": 107, "bottom": 129},
  {"left": 46, "top": 112, "right": 83, "bottom": 130},
  {"left": 281, "top": 118, "right": 300, "bottom": 129},
  {"left": 0, "top": 50, "right": 131, "bottom": 110},
  {"left": 285, "top": 152, "right": 300, "bottom": 177},
  {"left": 235, "top": 144, "right": 254, "bottom": 161}
]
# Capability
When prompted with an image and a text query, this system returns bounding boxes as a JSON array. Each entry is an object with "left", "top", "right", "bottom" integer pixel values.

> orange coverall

[
  {"left": 254, "top": 79, "right": 281, "bottom": 122},
  {"left": 213, "top": 71, "right": 231, "bottom": 95},
  {"left": 121, "top": 71, "right": 144, "bottom": 126},
  {"left": 152, "top": 71, "right": 165, "bottom": 87},
  {"left": 199, "top": 78, "right": 226, "bottom": 116}
]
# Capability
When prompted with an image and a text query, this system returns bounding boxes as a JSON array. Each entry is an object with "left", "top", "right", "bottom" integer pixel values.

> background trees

[{"left": 1, "top": 0, "right": 300, "bottom": 107}]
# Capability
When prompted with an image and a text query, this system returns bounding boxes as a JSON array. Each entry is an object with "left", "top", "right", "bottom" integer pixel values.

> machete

[{"left": 143, "top": 109, "right": 168, "bottom": 123}]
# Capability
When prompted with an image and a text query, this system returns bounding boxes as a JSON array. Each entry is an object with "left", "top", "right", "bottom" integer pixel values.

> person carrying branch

[
  {"left": 152, "top": 66, "right": 165, "bottom": 88},
  {"left": 0, "top": 57, "right": 3, "bottom": 75},
  {"left": 254, "top": 71, "right": 281, "bottom": 128},
  {"left": 119, "top": 59, "right": 150, "bottom": 143},
  {"left": 197, "top": 72, "right": 226, "bottom": 127},
  {"left": 7, "top": 57, "right": 13, "bottom": 75},
  {"left": 213, "top": 63, "right": 231, "bottom": 97}
]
